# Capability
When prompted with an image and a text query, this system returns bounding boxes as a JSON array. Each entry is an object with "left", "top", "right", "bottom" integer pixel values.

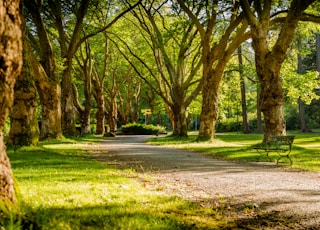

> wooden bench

[{"left": 254, "top": 135, "right": 295, "bottom": 165}]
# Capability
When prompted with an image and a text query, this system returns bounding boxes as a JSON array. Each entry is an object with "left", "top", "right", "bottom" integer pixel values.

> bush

[{"left": 121, "top": 123, "right": 166, "bottom": 135}]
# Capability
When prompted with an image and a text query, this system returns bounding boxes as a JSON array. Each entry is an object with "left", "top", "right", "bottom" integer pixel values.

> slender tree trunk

[
  {"left": 9, "top": 34, "right": 39, "bottom": 146},
  {"left": 107, "top": 96, "right": 117, "bottom": 134},
  {"left": 94, "top": 88, "right": 105, "bottom": 135},
  {"left": 0, "top": 0, "right": 23, "bottom": 209},
  {"left": 73, "top": 82, "right": 91, "bottom": 135},
  {"left": 238, "top": 46, "right": 250, "bottom": 133},
  {"left": 80, "top": 77, "right": 92, "bottom": 135},
  {"left": 131, "top": 81, "right": 141, "bottom": 123}
]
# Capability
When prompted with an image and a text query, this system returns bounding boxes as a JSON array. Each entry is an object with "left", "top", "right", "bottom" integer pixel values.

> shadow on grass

[{"left": 5, "top": 136, "right": 232, "bottom": 229}]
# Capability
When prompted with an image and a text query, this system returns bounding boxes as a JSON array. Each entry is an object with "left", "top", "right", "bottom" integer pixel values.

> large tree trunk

[
  {"left": 0, "top": 0, "right": 23, "bottom": 209},
  {"left": 198, "top": 66, "right": 221, "bottom": 141},
  {"left": 9, "top": 35, "right": 39, "bottom": 146},
  {"left": 25, "top": 0, "right": 62, "bottom": 140},
  {"left": 171, "top": 106, "right": 188, "bottom": 137},
  {"left": 27, "top": 43, "right": 62, "bottom": 140},
  {"left": 61, "top": 63, "right": 77, "bottom": 136}
]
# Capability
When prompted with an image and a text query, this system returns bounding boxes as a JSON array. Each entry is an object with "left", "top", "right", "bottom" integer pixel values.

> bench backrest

[{"left": 270, "top": 135, "right": 295, "bottom": 150}]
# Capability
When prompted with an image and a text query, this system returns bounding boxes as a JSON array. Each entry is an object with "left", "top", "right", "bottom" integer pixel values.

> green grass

[
  {"left": 4, "top": 135, "right": 236, "bottom": 229},
  {"left": 148, "top": 132, "right": 320, "bottom": 171}
]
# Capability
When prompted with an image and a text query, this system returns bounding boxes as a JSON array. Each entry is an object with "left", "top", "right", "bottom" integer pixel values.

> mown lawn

[
  {"left": 147, "top": 132, "right": 320, "bottom": 171},
  {"left": 4, "top": 136, "right": 235, "bottom": 230}
]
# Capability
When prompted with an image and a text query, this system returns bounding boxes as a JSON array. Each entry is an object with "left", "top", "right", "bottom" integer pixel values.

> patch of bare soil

[{"left": 88, "top": 135, "right": 320, "bottom": 229}]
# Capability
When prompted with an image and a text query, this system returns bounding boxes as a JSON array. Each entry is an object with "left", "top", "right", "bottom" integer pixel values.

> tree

[
  {"left": 25, "top": 0, "right": 63, "bottom": 140},
  {"left": 9, "top": 23, "right": 39, "bottom": 146},
  {"left": 0, "top": 0, "right": 22, "bottom": 210},
  {"left": 46, "top": 0, "right": 91, "bottom": 136},
  {"left": 114, "top": 1, "right": 203, "bottom": 136},
  {"left": 240, "top": 0, "right": 319, "bottom": 141},
  {"left": 177, "top": 0, "right": 250, "bottom": 140}
]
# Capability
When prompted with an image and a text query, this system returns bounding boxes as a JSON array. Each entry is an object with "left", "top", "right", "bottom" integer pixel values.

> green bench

[{"left": 254, "top": 135, "right": 295, "bottom": 165}]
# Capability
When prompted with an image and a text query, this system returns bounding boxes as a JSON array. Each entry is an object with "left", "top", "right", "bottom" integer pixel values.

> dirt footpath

[{"left": 92, "top": 135, "right": 320, "bottom": 229}]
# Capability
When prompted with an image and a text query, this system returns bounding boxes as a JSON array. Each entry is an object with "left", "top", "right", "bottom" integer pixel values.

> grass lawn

[
  {"left": 147, "top": 132, "right": 320, "bottom": 171},
  {"left": 4, "top": 136, "right": 235, "bottom": 230},
  {"left": 4, "top": 132, "right": 319, "bottom": 229}
]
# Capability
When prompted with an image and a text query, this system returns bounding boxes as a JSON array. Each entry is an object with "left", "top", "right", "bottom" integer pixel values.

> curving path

[{"left": 92, "top": 135, "right": 320, "bottom": 228}]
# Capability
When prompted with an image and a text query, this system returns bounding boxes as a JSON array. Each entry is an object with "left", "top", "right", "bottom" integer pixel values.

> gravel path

[{"left": 92, "top": 135, "right": 320, "bottom": 229}]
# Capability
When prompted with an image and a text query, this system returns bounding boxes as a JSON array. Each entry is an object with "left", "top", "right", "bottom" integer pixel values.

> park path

[{"left": 93, "top": 135, "right": 320, "bottom": 228}]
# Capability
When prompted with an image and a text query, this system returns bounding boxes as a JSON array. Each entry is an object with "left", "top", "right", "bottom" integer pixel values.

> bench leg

[
  {"left": 276, "top": 154, "right": 292, "bottom": 165},
  {"left": 256, "top": 151, "right": 272, "bottom": 163}
]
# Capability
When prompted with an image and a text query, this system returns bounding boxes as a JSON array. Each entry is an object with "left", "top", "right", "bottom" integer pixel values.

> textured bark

[
  {"left": 198, "top": 69, "right": 220, "bottom": 140},
  {"left": 0, "top": 0, "right": 23, "bottom": 208},
  {"left": 9, "top": 35, "right": 39, "bottom": 146},
  {"left": 27, "top": 43, "right": 62, "bottom": 140},
  {"left": 61, "top": 64, "right": 77, "bottom": 136}
]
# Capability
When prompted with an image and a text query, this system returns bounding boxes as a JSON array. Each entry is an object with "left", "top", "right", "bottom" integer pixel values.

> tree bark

[
  {"left": 25, "top": 0, "right": 62, "bottom": 140},
  {"left": 9, "top": 33, "right": 39, "bottom": 146},
  {"left": 27, "top": 43, "right": 62, "bottom": 140},
  {"left": 198, "top": 68, "right": 220, "bottom": 140},
  {"left": 0, "top": 0, "right": 23, "bottom": 209},
  {"left": 61, "top": 63, "right": 77, "bottom": 136}
]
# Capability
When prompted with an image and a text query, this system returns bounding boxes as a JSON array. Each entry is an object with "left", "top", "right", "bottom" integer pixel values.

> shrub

[{"left": 121, "top": 123, "right": 166, "bottom": 135}]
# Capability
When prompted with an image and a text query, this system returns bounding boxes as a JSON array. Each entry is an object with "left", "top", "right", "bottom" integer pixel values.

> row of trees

[
  {"left": 5, "top": 0, "right": 320, "bottom": 148},
  {"left": 10, "top": 0, "right": 318, "bottom": 145},
  {"left": 0, "top": 0, "right": 320, "bottom": 213}
]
